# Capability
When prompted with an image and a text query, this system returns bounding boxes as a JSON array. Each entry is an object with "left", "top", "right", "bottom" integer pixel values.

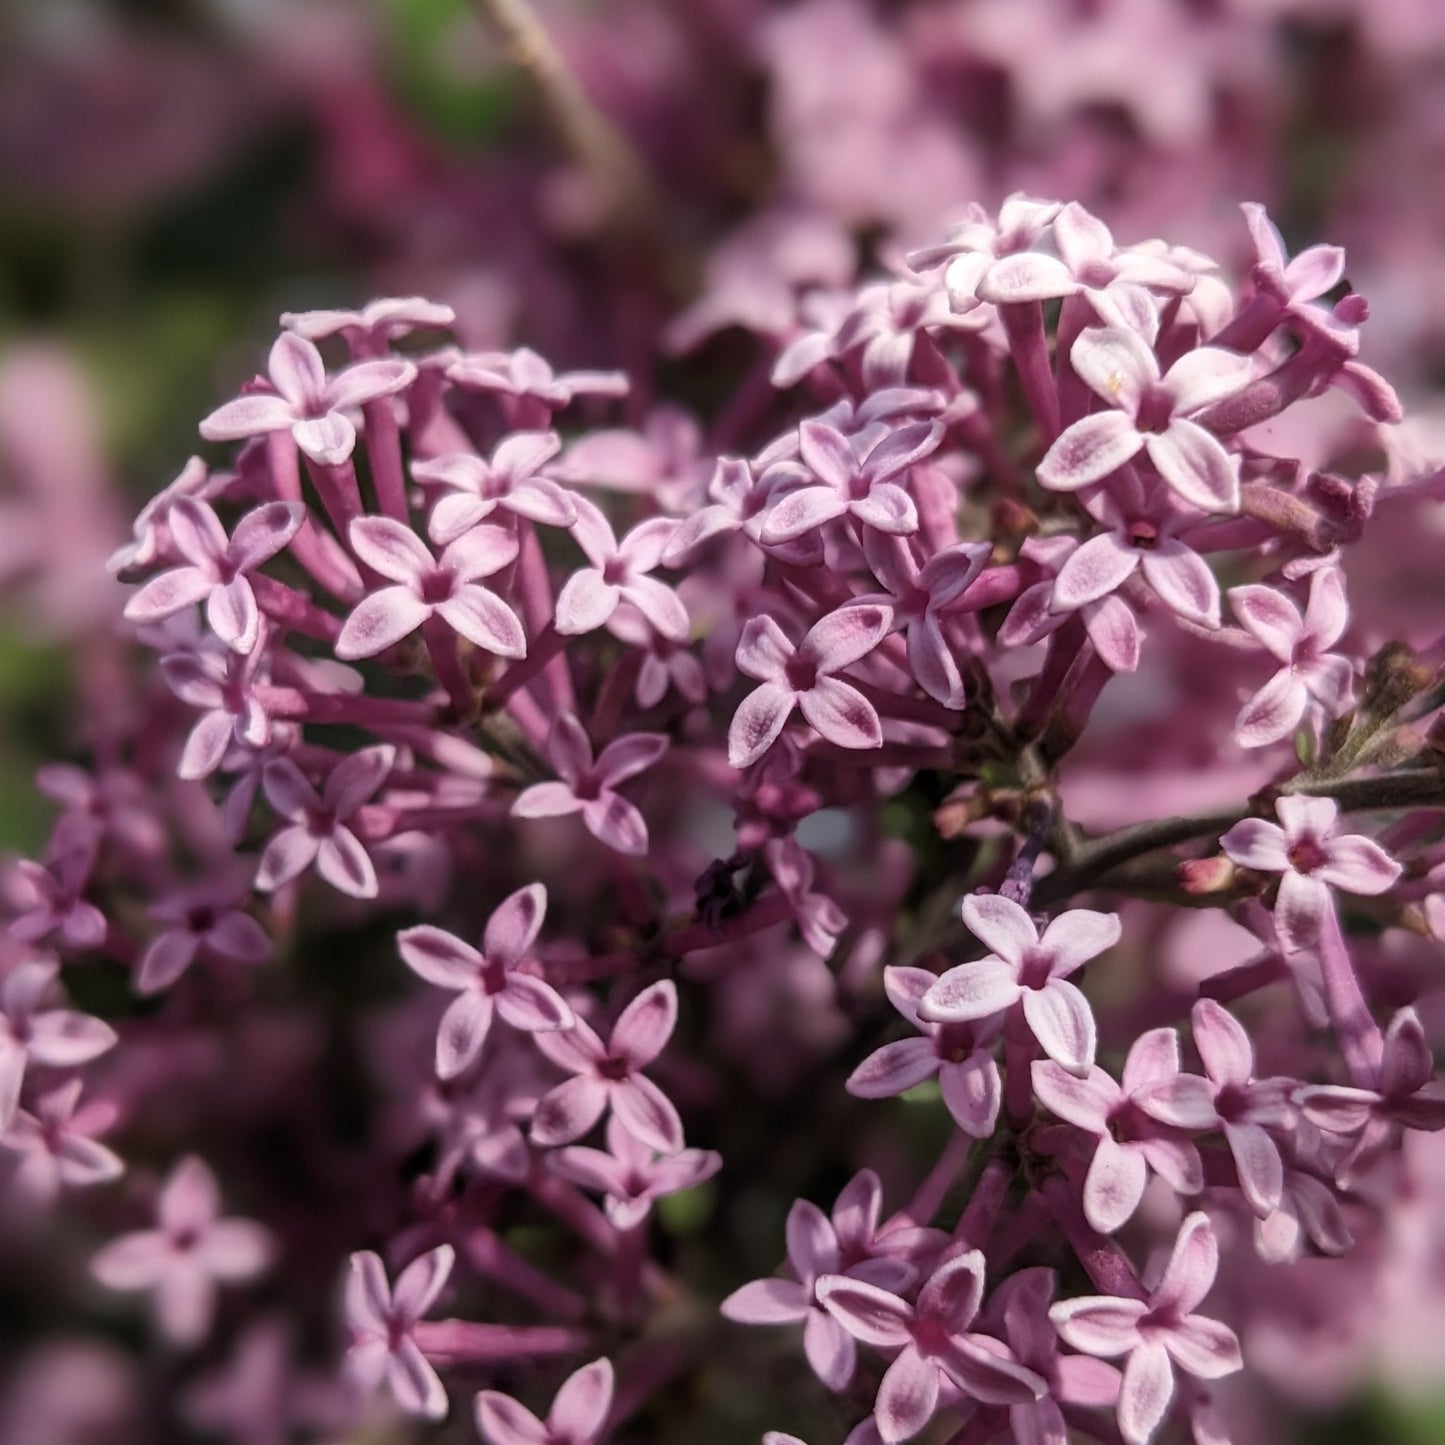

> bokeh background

[{"left": 2, "top": 0, "right": 1445, "bottom": 1440}]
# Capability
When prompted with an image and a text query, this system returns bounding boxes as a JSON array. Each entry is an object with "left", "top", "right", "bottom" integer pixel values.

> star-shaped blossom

[
  {"left": 760, "top": 419, "right": 941, "bottom": 542},
  {"left": 5, "top": 841, "right": 107, "bottom": 952},
  {"left": 1132, "top": 1000, "right": 1295, "bottom": 1217},
  {"left": 0, "top": 958, "right": 116, "bottom": 1128},
  {"left": 1228, "top": 567, "right": 1354, "bottom": 748},
  {"left": 107, "top": 455, "right": 225, "bottom": 578},
  {"left": 1050, "top": 1213, "right": 1242, "bottom": 1445},
  {"left": 476, "top": 1356, "right": 613, "bottom": 1445},
  {"left": 722, "top": 1174, "right": 917, "bottom": 1393},
  {"left": 1031, "top": 1028, "right": 1203, "bottom": 1233},
  {"left": 764, "top": 835, "right": 849, "bottom": 958},
  {"left": 161, "top": 631, "right": 273, "bottom": 779},
  {"left": 92, "top": 1155, "right": 274, "bottom": 1347},
  {"left": 728, "top": 604, "right": 893, "bottom": 768},
  {"left": 0, "top": 1079, "right": 122, "bottom": 1204},
  {"left": 397, "top": 884, "right": 574, "bottom": 1079},
  {"left": 335, "top": 517, "right": 525, "bottom": 661},
  {"left": 255, "top": 746, "right": 395, "bottom": 899},
  {"left": 554, "top": 497, "right": 688, "bottom": 642},
  {"left": 549, "top": 1116, "right": 721, "bottom": 1229},
  {"left": 859, "top": 532, "right": 991, "bottom": 707},
  {"left": 818, "top": 1251, "right": 1047, "bottom": 1442},
  {"left": 414, "top": 432, "right": 579, "bottom": 544},
  {"left": 122, "top": 499, "right": 302, "bottom": 654},
  {"left": 281, "top": 297, "right": 456, "bottom": 353},
  {"left": 512, "top": 716, "right": 667, "bottom": 856},
  {"left": 199, "top": 333, "right": 415, "bottom": 466},
  {"left": 447, "top": 348, "right": 628, "bottom": 409},
  {"left": 137, "top": 880, "right": 271, "bottom": 995},
  {"left": 1241, "top": 204, "right": 1358, "bottom": 344},
  {"left": 847, "top": 966, "right": 1002, "bottom": 1138},
  {"left": 1037, "top": 327, "right": 1253, "bottom": 512},
  {"left": 344, "top": 1245, "right": 454, "bottom": 1421},
  {"left": 1220, "top": 796, "right": 1401, "bottom": 952},
  {"left": 530, "top": 980, "right": 683, "bottom": 1155},
  {"left": 921, "top": 895, "right": 1121, "bottom": 1075}
]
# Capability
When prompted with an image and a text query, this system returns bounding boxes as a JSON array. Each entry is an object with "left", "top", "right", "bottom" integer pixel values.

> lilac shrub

[{"left": 4, "top": 195, "right": 1445, "bottom": 1445}]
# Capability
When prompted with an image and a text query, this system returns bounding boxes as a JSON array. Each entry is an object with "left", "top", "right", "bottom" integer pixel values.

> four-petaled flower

[
  {"left": 397, "top": 883, "right": 574, "bottom": 1079},
  {"left": 345, "top": 1245, "right": 454, "bottom": 1421},
  {"left": 0, "top": 1078, "right": 123, "bottom": 1204},
  {"left": 415, "top": 431, "right": 579, "bottom": 543},
  {"left": 729, "top": 604, "right": 893, "bottom": 768},
  {"left": 1037, "top": 326, "right": 1252, "bottom": 512},
  {"left": 336, "top": 517, "right": 526, "bottom": 661},
  {"left": 1050, "top": 1213, "right": 1242, "bottom": 1445},
  {"left": 530, "top": 980, "right": 684, "bottom": 1155},
  {"left": 137, "top": 880, "right": 271, "bottom": 995},
  {"left": 1220, "top": 795, "right": 1400, "bottom": 953},
  {"left": 922, "top": 895, "right": 1120, "bottom": 1076},
  {"left": 200, "top": 333, "right": 415, "bottom": 466},
  {"left": 476, "top": 1356, "right": 613, "bottom": 1445},
  {"left": 91, "top": 1155, "right": 273, "bottom": 1347}
]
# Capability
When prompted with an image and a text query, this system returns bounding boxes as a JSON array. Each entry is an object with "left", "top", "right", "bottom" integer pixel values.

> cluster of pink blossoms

[{"left": 5, "top": 195, "right": 1445, "bottom": 1445}]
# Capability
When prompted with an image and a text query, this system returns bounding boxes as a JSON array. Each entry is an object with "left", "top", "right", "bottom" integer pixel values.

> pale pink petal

[
  {"left": 919, "top": 1250, "right": 986, "bottom": 1330},
  {"left": 137, "top": 930, "right": 200, "bottom": 994},
  {"left": 876, "top": 1345, "right": 939, "bottom": 1443},
  {"left": 1049, "top": 1296, "right": 1146, "bottom": 1356},
  {"left": 157, "top": 1266, "right": 216, "bottom": 1345},
  {"left": 787, "top": 1197, "right": 840, "bottom": 1282},
  {"left": 436, "top": 587, "right": 527, "bottom": 657},
  {"left": 720, "top": 1277, "right": 810, "bottom": 1324},
  {"left": 348, "top": 517, "right": 433, "bottom": 582},
  {"left": 816, "top": 1275, "right": 913, "bottom": 1348},
  {"left": 1146, "top": 420, "right": 1240, "bottom": 513},
  {"left": 292, "top": 413, "right": 356, "bottom": 466},
  {"left": 907, "top": 613, "right": 965, "bottom": 708},
  {"left": 532, "top": 1015, "right": 606, "bottom": 1072},
  {"left": 798, "top": 677, "right": 884, "bottom": 750},
  {"left": 531, "top": 1075, "right": 609, "bottom": 1146},
  {"left": 199, "top": 1220, "right": 273, "bottom": 1279},
  {"left": 1233, "top": 669, "right": 1309, "bottom": 748},
  {"left": 1163, "top": 347, "right": 1254, "bottom": 413},
  {"left": 325, "top": 745, "right": 395, "bottom": 814},
  {"left": 168, "top": 498, "right": 228, "bottom": 567},
  {"left": 393, "top": 1243, "right": 455, "bottom": 1323},
  {"left": 315, "top": 830, "right": 379, "bottom": 899},
  {"left": 1038, "top": 908, "right": 1122, "bottom": 977},
  {"left": 804, "top": 1308, "right": 857, "bottom": 1392},
  {"left": 1154, "top": 1213, "right": 1219, "bottom": 1317},
  {"left": 797, "top": 419, "right": 857, "bottom": 491},
  {"left": 496, "top": 976, "right": 573, "bottom": 1034},
  {"left": 1134, "top": 1075, "right": 1218, "bottom": 1131},
  {"left": 1022, "top": 980, "right": 1097, "bottom": 1074},
  {"left": 961, "top": 893, "right": 1037, "bottom": 965},
  {"left": 92, "top": 1230, "right": 170, "bottom": 1289},
  {"left": 268, "top": 333, "right": 327, "bottom": 407},
  {"left": 1219, "top": 818, "right": 1289, "bottom": 872},
  {"left": 229, "top": 501, "right": 304, "bottom": 571},
  {"left": 555, "top": 569, "right": 619, "bottom": 634},
  {"left": 1163, "top": 1316, "right": 1242, "bottom": 1381},
  {"left": 475, "top": 1392, "right": 550, "bottom": 1445},
  {"left": 1228, "top": 585, "right": 1302, "bottom": 662},
  {"left": 336, "top": 587, "right": 429, "bottom": 660},
  {"left": 1117, "top": 1340, "right": 1174, "bottom": 1445},
  {"left": 1084, "top": 594, "right": 1140, "bottom": 672},
  {"left": 1084, "top": 1136, "right": 1148, "bottom": 1234},
  {"left": 398, "top": 926, "right": 482, "bottom": 989},
  {"left": 1380, "top": 1008, "right": 1433, "bottom": 1097},
  {"left": 1191, "top": 999, "right": 1254, "bottom": 1087},
  {"left": 761, "top": 486, "right": 849, "bottom": 543},
  {"left": 736, "top": 615, "right": 794, "bottom": 682},
  {"left": 800, "top": 603, "right": 894, "bottom": 672},
  {"left": 1224, "top": 1121, "right": 1284, "bottom": 1216},
  {"left": 124, "top": 566, "right": 214, "bottom": 624},
  {"left": 1141, "top": 541, "right": 1219, "bottom": 627},
  {"left": 1030, "top": 1061, "right": 1116, "bottom": 1132},
  {"left": 207, "top": 576, "right": 260, "bottom": 653},
  {"left": 386, "top": 1337, "right": 448, "bottom": 1420},
  {"left": 1052, "top": 533, "right": 1139, "bottom": 611},
  {"left": 939, "top": 1335, "right": 1046, "bottom": 1406},
  {"left": 850, "top": 485, "right": 919, "bottom": 536},
  {"left": 595, "top": 733, "right": 669, "bottom": 787},
  {"left": 1274, "top": 871, "right": 1331, "bottom": 954},
  {"left": 1303, "top": 566, "right": 1349, "bottom": 649},
  {"left": 979, "top": 251, "right": 1078, "bottom": 303},
  {"left": 198, "top": 394, "right": 297, "bottom": 442},
  {"left": 847, "top": 1039, "right": 939, "bottom": 1098},
  {"left": 548, "top": 1357, "right": 614, "bottom": 1440},
  {"left": 435, "top": 991, "right": 494, "bottom": 1078},
  {"left": 620, "top": 576, "right": 690, "bottom": 642},
  {"left": 512, "top": 782, "right": 584, "bottom": 819},
  {"left": 729, "top": 682, "right": 797, "bottom": 768},
  {"left": 439, "top": 524, "right": 520, "bottom": 582},
  {"left": 26, "top": 1011, "right": 117, "bottom": 1068},
  {"left": 206, "top": 912, "right": 269, "bottom": 963},
  {"left": 483, "top": 884, "right": 546, "bottom": 966},
  {"left": 832, "top": 1169, "right": 883, "bottom": 1255},
  {"left": 921, "top": 960, "right": 1021, "bottom": 1022},
  {"left": 325, "top": 358, "right": 416, "bottom": 411},
  {"left": 254, "top": 827, "right": 319, "bottom": 892},
  {"left": 1275, "top": 795, "right": 1338, "bottom": 838},
  {"left": 611, "top": 981, "right": 678, "bottom": 1067},
  {"left": 610, "top": 1074, "right": 684, "bottom": 1155},
  {"left": 1319, "top": 835, "right": 1402, "bottom": 895},
  {"left": 580, "top": 794, "right": 650, "bottom": 855}
]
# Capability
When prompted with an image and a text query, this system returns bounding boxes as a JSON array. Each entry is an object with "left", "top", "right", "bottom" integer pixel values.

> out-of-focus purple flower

[
  {"left": 0, "top": 1079, "right": 122, "bottom": 1204},
  {"left": 475, "top": 1355, "right": 612, "bottom": 1445},
  {"left": 344, "top": 1245, "right": 453, "bottom": 1420},
  {"left": 136, "top": 880, "right": 271, "bottom": 995}
]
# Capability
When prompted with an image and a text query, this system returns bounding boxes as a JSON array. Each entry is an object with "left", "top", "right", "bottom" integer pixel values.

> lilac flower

[
  {"left": 512, "top": 716, "right": 667, "bottom": 856},
  {"left": 137, "top": 881, "right": 271, "bottom": 995},
  {"left": 1228, "top": 568, "right": 1354, "bottom": 747},
  {"left": 554, "top": 497, "right": 689, "bottom": 642},
  {"left": 255, "top": 745, "right": 395, "bottom": 899},
  {"left": 0, "top": 958, "right": 116, "bottom": 1128},
  {"left": 1219, "top": 796, "right": 1401, "bottom": 952},
  {"left": 0, "top": 1079, "right": 122, "bottom": 1204},
  {"left": 662, "top": 457, "right": 796, "bottom": 564},
  {"left": 107, "top": 455, "right": 223, "bottom": 578},
  {"left": 397, "top": 884, "right": 574, "bottom": 1079},
  {"left": 161, "top": 633, "right": 273, "bottom": 780},
  {"left": 728, "top": 604, "right": 893, "bottom": 768},
  {"left": 281, "top": 297, "right": 456, "bottom": 352},
  {"left": 530, "top": 980, "right": 684, "bottom": 1155},
  {"left": 764, "top": 835, "right": 849, "bottom": 958},
  {"left": 1050, "top": 1213, "right": 1242, "bottom": 1445},
  {"left": 760, "top": 419, "right": 941, "bottom": 542},
  {"left": 5, "top": 841, "right": 107, "bottom": 952},
  {"left": 818, "top": 1251, "right": 1047, "bottom": 1442},
  {"left": 414, "top": 432, "right": 579, "bottom": 544},
  {"left": 1241, "top": 204, "right": 1356, "bottom": 341},
  {"left": 549, "top": 1116, "right": 721, "bottom": 1229},
  {"left": 92, "top": 1155, "right": 273, "bottom": 1347},
  {"left": 335, "top": 517, "right": 525, "bottom": 661},
  {"left": 1031, "top": 1028, "right": 1203, "bottom": 1233},
  {"left": 122, "top": 499, "right": 302, "bottom": 654},
  {"left": 1036, "top": 327, "right": 1253, "bottom": 512},
  {"left": 1133, "top": 1000, "right": 1295, "bottom": 1217},
  {"left": 921, "top": 895, "right": 1121, "bottom": 1075},
  {"left": 722, "top": 1177, "right": 916, "bottom": 1394},
  {"left": 859, "top": 532, "right": 991, "bottom": 706},
  {"left": 847, "top": 966, "right": 1002, "bottom": 1138},
  {"left": 447, "top": 348, "right": 628, "bottom": 409},
  {"left": 476, "top": 1356, "right": 612, "bottom": 1445},
  {"left": 199, "top": 333, "right": 415, "bottom": 466},
  {"left": 344, "top": 1245, "right": 453, "bottom": 1420}
]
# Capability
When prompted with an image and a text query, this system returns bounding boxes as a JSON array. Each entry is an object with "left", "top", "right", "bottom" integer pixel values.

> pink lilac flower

[
  {"left": 764, "top": 835, "right": 849, "bottom": 958},
  {"left": 1240, "top": 204, "right": 1359, "bottom": 344},
  {"left": 255, "top": 745, "right": 396, "bottom": 899},
  {"left": 1219, "top": 795, "right": 1401, "bottom": 952},
  {"left": 760, "top": 418, "right": 941, "bottom": 542},
  {"left": 0, "top": 958, "right": 116, "bottom": 1128},
  {"left": 396, "top": 884, "right": 574, "bottom": 1080},
  {"left": 199, "top": 332, "right": 415, "bottom": 466},
  {"left": 91, "top": 1155, "right": 273, "bottom": 1347},
  {"left": 122, "top": 498, "right": 302, "bottom": 654},
  {"left": 1031, "top": 1028, "right": 1203, "bottom": 1233},
  {"left": 5, "top": 840, "right": 108, "bottom": 951},
  {"left": 858, "top": 532, "right": 991, "bottom": 707},
  {"left": 0, "top": 1079, "right": 122, "bottom": 1204},
  {"left": 1228, "top": 567, "right": 1354, "bottom": 747},
  {"left": 553, "top": 497, "right": 689, "bottom": 642},
  {"left": 161, "top": 633, "right": 273, "bottom": 779},
  {"left": 414, "top": 432, "right": 578, "bottom": 544},
  {"left": 530, "top": 980, "right": 684, "bottom": 1155},
  {"left": 106, "top": 455, "right": 222, "bottom": 578},
  {"left": 1036, "top": 326, "right": 1253, "bottom": 512},
  {"left": 728, "top": 603, "right": 893, "bottom": 768},
  {"left": 280, "top": 297, "right": 456, "bottom": 353},
  {"left": 1133, "top": 999, "right": 1295, "bottom": 1217},
  {"left": 446, "top": 348, "right": 628, "bottom": 410},
  {"left": 334, "top": 517, "right": 525, "bottom": 661},
  {"left": 721, "top": 1172, "right": 917, "bottom": 1393},
  {"left": 344, "top": 1245, "right": 454, "bottom": 1421},
  {"left": 136, "top": 880, "right": 271, "bottom": 995},
  {"left": 921, "top": 895, "right": 1121, "bottom": 1075},
  {"left": 548, "top": 1116, "right": 721, "bottom": 1229},
  {"left": 475, "top": 1356, "right": 613, "bottom": 1445},
  {"left": 512, "top": 716, "right": 667, "bottom": 857},
  {"left": 1050, "top": 1213, "right": 1242, "bottom": 1445},
  {"left": 847, "top": 965, "right": 1003, "bottom": 1138},
  {"left": 817, "top": 1251, "right": 1047, "bottom": 1442}
]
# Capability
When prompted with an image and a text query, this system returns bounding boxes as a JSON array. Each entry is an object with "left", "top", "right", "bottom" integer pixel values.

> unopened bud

[{"left": 1177, "top": 855, "right": 1237, "bottom": 895}]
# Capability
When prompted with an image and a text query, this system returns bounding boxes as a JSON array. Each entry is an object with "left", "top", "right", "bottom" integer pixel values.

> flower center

[
  {"left": 1287, "top": 834, "right": 1328, "bottom": 874},
  {"left": 785, "top": 654, "right": 819, "bottom": 692}
]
